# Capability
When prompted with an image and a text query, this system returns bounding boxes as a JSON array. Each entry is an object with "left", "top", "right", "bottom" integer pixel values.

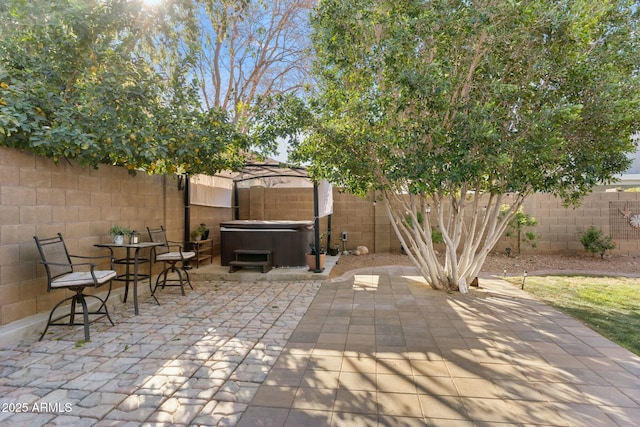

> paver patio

[{"left": 1, "top": 265, "right": 639, "bottom": 426}]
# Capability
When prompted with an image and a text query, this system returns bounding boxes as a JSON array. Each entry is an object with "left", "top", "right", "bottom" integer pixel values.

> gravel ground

[{"left": 329, "top": 251, "right": 640, "bottom": 279}]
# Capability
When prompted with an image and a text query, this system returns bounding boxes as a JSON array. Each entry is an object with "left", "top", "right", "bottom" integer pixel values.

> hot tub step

[{"left": 229, "top": 250, "right": 273, "bottom": 273}]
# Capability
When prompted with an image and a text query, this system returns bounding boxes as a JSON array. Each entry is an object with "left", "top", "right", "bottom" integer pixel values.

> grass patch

[{"left": 505, "top": 275, "right": 640, "bottom": 356}]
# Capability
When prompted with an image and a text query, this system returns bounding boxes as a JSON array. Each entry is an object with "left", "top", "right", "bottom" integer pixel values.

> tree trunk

[{"left": 383, "top": 189, "right": 526, "bottom": 291}]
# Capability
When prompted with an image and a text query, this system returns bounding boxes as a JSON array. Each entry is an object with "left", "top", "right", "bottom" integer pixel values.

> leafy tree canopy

[
  {"left": 0, "top": 0, "right": 253, "bottom": 175},
  {"left": 294, "top": 0, "right": 640, "bottom": 290}
]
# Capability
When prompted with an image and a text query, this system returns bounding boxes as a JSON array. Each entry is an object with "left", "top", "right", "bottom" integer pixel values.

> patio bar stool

[
  {"left": 33, "top": 233, "right": 116, "bottom": 341},
  {"left": 147, "top": 226, "right": 196, "bottom": 296}
]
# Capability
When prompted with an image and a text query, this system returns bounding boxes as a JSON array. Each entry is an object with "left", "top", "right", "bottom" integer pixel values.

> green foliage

[
  {"left": 431, "top": 227, "right": 444, "bottom": 245},
  {"left": 247, "top": 94, "right": 314, "bottom": 159},
  {"left": 191, "top": 223, "right": 209, "bottom": 240},
  {"left": 405, "top": 212, "right": 443, "bottom": 244},
  {"left": 404, "top": 212, "right": 422, "bottom": 229},
  {"left": 288, "top": 0, "right": 639, "bottom": 289},
  {"left": 309, "top": 233, "right": 327, "bottom": 255},
  {"left": 109, "top": 225, "right": 131, "bottom": 237},
  {"left": 298, "top": 0, "right": 639, "bottom": 202},
  {"left": 500, "top": 205, "right": 538, "bottom": 254},
  {"left": 308, "top": 243, "right": 326, "bottom": 255},
  {"left": 579, "top": 226, "right": 616, "bottom": 258},
  {"left": 0, "top": 0, "right": 251, "bottom": 175}
]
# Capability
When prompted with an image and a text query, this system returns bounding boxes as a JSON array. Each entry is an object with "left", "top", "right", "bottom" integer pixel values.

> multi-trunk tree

[{"left": 295, "top": 0, "right": 640, "bottom": 290}]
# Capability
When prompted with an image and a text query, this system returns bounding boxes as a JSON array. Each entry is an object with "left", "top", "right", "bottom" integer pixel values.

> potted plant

[
  {"left": 191, "top": 223, "right": 209, "bottom": 241},
  {"left": 109, "top": 225, "right": 131, "bottom": 245},
  {"left": 306, "top": 235, "right": 326, "bottom": 271},
  {"left": 328, "top": 244, "right": 340, "bottom": 256}
]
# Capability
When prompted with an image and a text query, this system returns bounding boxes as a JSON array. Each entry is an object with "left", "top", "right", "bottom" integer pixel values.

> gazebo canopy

[
  {"left": 228, "top": 159, "right": 333, "bottom": 218},
  {"left": 232, "top": 159, "right": 308, "bottom": 180},
  {"left": 229, "top": 159, "right": 313, "bottom": 188},
  {"left": 224, "top": 158, "right": 333, "bottom": 272},
  {"left": 185, "top": 159, "right": 330, "bottom": 272}
]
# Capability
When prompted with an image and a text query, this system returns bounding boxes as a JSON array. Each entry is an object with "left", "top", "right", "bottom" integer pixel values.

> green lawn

[{"left": 504, "top": 275, "right": 640, "bottom": 356}]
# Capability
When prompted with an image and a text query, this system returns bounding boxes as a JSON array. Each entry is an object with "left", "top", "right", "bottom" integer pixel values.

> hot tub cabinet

[{"left": 220, "top": 220, "right": 314, "bottom": 267}]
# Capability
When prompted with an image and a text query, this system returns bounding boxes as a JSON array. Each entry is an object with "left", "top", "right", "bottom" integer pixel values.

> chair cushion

[
  {"left": 51, "top": 270, "right": 117, "bottom": 288},
  {"left": 156, "top": 251, "right": 196, "bottom": 262}
]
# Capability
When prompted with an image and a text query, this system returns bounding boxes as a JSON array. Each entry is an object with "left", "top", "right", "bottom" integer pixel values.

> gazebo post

[
  {"left": 313, "top": 181, "right": 323, "bottom": 273},
  {"left": 183, "top": 174, "right": 190, "bottom": 245},
  {"left": 327, "top": 214, "right": 332, "bottom": 254},
  {"left": 233, "top": 180, "right": 239, "bottom": 220}
]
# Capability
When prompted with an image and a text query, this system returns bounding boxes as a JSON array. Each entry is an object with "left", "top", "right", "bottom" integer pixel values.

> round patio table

[{"left": 95, "top": 241, "right": 163, "bottom": 315}]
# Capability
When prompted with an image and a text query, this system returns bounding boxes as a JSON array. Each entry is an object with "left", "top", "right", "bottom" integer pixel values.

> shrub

[
  {"left": 579, "top": 226, "right": 615, "bottom": 258},
  {"left": 500, "top": 206, "right": 539, "bottom": 255}
]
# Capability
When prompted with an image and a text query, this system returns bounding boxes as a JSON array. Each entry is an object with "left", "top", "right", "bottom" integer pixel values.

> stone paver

[
  {"left": 1, "top": 267, "right": 639, "bottom": 426},
  {"left": 238, "top": 269, "right": 640, "bottom": 427},
  {"left": 0, "top": 280, "right": 320, "bottom": 426}
]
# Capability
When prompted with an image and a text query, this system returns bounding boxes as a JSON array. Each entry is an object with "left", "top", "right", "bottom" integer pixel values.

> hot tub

[{"left": 220, "top": 220, "right": 314, "bottom": 267}]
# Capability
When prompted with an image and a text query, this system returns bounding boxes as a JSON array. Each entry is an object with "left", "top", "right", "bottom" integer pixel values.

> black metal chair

[
  {"left": 34, "top": 233, "right": 116, "bottom": 341},
  {"left": 147, "top": 226, "right": 195, "bottom": 296}
]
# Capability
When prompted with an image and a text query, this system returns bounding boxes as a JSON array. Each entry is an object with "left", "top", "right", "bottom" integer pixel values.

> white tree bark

[{"left": 382, "top": 185, "right": 527, "bottom": 291}]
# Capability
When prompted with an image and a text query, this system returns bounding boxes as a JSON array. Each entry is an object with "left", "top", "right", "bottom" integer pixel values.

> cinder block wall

[
  {"left": 240, "top": 185, "right": 640, "bottom": 257},
  {"left": 238, "top": 186, "right": 384, "bottom": 252},
  {"left": 509, "top": 192, "right": 640, "bottom": 255},
  {"left": 331, "top": 191, "right": 378, "bottom": 252},
  {"left": 4, "top": 145, "right": 640, "bottom": 328},
  {"left": 262, "top": 187, "right": 313, "bottom": 221},
  {"left": 191, "top": 204, "right": 232, "bottom": 254},
  {"left": 0, "top": 147, "right": 222, "bottom": 327}
]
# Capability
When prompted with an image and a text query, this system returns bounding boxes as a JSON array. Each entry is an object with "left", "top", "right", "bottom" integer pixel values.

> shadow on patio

[{"left": 1, "top": 267, "right": 639, "bottom": 426}]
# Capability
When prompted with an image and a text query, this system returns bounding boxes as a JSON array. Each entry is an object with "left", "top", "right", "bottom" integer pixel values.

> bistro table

[{"left": 95, "top": 241, "right": 163, "bottom": 315}]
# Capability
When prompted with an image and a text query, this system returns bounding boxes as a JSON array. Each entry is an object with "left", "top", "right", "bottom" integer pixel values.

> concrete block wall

[
  {"left": 331, "top": 191, "right": 377, "bottom": 252},
  {"left": 239, "top": 186, "right": 385, "bottom": 253},
  {"left": 262, "top": 187, "right": 315, "bottom": 222},
  {"left": 243, "top": 186, "right": 640, "bottom": 257},
  {"left": 0, "top": 147, "right": 190, "bottom": 327},
  {"left": 238, "top": 186, "right": 328, "bottom": 249},
  {"left": 190, "top": 205, "right": 232, "bottom": 254},
  {"left": 249, "top": 185, "right": 266, "bottom": 220},
  {"left": 5, "top": 145, "right": 640, "bottom": 328},
  {"left": 513, "top": 191, "right": 640, "bottom": 255}
]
